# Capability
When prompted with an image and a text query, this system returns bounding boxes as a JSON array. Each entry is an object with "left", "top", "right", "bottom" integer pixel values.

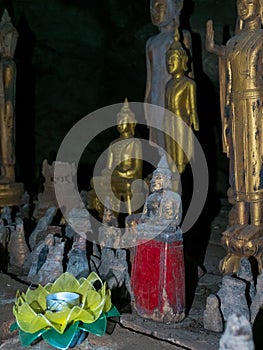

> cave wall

[{"left": 3, "top": 0, "right": 237, "bottom": 195}]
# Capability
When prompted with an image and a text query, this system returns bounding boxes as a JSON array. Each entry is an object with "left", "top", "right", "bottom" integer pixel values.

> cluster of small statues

[
  {"left": 203, "top": 256, "right": 263, "bottom": 348},
  {"left": 0, "top": 202, "right": 133, "bottom": 292}
]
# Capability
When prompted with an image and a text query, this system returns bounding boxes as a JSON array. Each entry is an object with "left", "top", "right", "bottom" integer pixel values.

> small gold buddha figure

[
  {"left": 90, "top": 99, "right": 143, "bottom": 216},
  {"left": 145, "top": 0, "right": 184, "bottom": 148},
  {"left": 164, "top": 29, "right": 199, "bottom": 175},
  {"left": 0, "top": 10, "right": 18, "bottom": 182}
]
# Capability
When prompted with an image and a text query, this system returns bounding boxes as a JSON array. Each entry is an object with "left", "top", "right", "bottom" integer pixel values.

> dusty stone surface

[
  {"left": 0, "top": 325, "right": 185, "bottom": 350},
  {"left": 0, "top": 274, "right": 28, "bottom": 343}
]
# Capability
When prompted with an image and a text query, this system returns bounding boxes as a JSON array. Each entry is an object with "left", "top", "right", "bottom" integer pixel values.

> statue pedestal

[
  {"left": 0, "top": 182, "right": 24, "bottom": 207},
  {"left": 220, "top": 224, "right": 263, "bottom": 274},
  {"left": 131, "top": 227, "right": 185, "bottom": 323}
]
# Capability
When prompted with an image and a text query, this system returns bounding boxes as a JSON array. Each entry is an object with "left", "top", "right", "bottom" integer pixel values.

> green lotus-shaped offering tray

[{"left": 10, "top": 272, "right": 120, "bottom": 349}]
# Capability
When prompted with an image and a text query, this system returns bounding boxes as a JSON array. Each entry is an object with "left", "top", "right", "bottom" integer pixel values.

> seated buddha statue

[{"left": 90, "top": 99, "right": 143, "bottom": 216}]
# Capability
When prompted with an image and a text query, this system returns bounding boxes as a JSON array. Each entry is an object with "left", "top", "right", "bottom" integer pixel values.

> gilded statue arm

[
  {"left": 206, "top": 19, "right": 229, "bottom": 153},
  {"left": 102, "top": 144, "right": 114, "bottom": 175},
  {"left": 117, "top": 159, "right": 143, "bottom": 179},
  {"left": 206, "top": 20, "right": 225, "bottom": 56},
  {"left": 115, "top": 141, "right": 143, "bottom": 179},
  {"left": 144, "top": 38, "right": 152, "bottom": 104},
  {"left": 223, "top": 57, "right": 232, "bottom": 157},
  {"left": 189, "top": 82, "right": 199, "bottom": 131},
  {"left": 182, "top": 29, "right": 194, "bottom": 78}
]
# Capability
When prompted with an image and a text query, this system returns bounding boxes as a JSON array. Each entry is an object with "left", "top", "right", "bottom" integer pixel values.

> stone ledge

[{"left": 120, "top": 312, "right": 221, "bottom": 350}]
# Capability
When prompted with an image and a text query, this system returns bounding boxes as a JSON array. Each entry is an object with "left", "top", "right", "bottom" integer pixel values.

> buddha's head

[
  {"left": 150, "top": 154, "right": 172, "bottom": 192},
  {"left": 117, "top": 98, "right": 137, "bottom": 136},
  {"left": 166, "top": 28, "right": 188, "bottom": 74},
  {"left": 150, "top": 0, "right": 184, "bottom": 28}
]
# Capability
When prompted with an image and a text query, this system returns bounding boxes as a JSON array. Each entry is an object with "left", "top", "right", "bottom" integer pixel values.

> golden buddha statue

[
  {"left": 0, "top": 9, "right": 18, "bottom": 182},
  {"left": 164, "top": 29, "right": 199, "bottom": 175},
  {"left": 208, "top": 0, "right": 263, "bottom": 274},
  {"left": 145, "top": 0, "right": 193, "bottom": 149},
  {"left": 90, "top": 99, "right": 143, "bottom": 216},
  {"left": 206, "top": 17, "right": 243, "bottom": 154},
  {"left": 0, "top": 10, "right": 23, "bottom": 207}
]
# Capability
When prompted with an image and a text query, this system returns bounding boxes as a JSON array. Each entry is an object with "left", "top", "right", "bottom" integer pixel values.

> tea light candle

[{"left": 46, "top": 292, "right": 80, "bottom": 312}]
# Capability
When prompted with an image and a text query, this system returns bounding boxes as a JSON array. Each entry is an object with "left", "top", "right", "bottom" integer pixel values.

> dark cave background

[{"left": 1, "top": 0, "right": 236, "bottom": 200}]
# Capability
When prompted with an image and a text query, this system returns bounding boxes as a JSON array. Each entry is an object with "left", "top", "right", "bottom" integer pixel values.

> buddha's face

[
  {"left": 167, "top": 50, "right": 186, "bottom": 75},
  {"left": 103, "top": 208, "right": 114, "bottom": 223},
  {"left": 117, "top": 116, "right": 135, "bottom": 135},
  {"left": 150, "top": 0, "right": 169, "bottom": 26},
  {"left": 237, "top": 0, "right": 260, "bottom": 22},
  {"left": 150, "top": 172, "right": 163, "bottom": 192}
]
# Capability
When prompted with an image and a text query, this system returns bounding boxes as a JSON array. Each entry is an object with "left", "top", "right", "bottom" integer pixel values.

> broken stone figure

[
  {"left": 106, "top": 248, "right": 133, "bottom": 299},
  {"left": 99, "top": 247, "right": 115, "bottom": 280},
  {"left": 66, "top": 233, "right": 89, "bottom": 279},
  {"left": 66, "top": 208, "right": 93, "bottom": 278},
  {"left": 37, "top": 236, "right": 65, "bottom": 285},
  {"left": 1, "top": 206, "right": 12, "bottom": 225},
  {"left": 236, "top": 257, "right": 256, "bottom": 303},
  {"left": 33, "top": 160, "right": 57, "bottom": 219},
  {"left": 25, "top": 233, "right": 54, "bottom": 282},
  {"left": 66, "top": 207, "right": 93, "bottom": 241},
  {"left": 121, "top": 213, "right": 142, "bottom": 262},
  {"left": 0, "top": 218, "right": 10, "bottom": 272},
  {"left": 18, "top": 191, "right": 31, "bottom": 219},
  {"left": 217, "top": 275, "right": 250, "bottom": 322},
  {"left": 250, "top": 272, "right": 263, "bottom": 323},
  {"left": 29, "top": 206, "right": 57, "bottom": 250},
  {"left": 203, "top": 294, "right": 223, "bottom": 333},
  {"left": 98, "top": 203, "right": 121, "bottom": 249},
  {"left": 8, "top": 217, "right": 29, "bottom": 268},
  {"left": 89, "top": 243, "right": 101, "bottom": 274},
  {"left": 219, "top": 314, "right": 255, "bottom": 350}
]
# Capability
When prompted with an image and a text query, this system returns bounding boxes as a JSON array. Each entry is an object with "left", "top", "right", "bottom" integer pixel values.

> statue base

[
  {"left": 219, "top": 224, "right": 263, "bottom": 274},
  {"left": 131, "top": 229, "right": 185, "bottom": 323},
  {"left": 0, "top": 182, "right": 24, "bottom": 207}
]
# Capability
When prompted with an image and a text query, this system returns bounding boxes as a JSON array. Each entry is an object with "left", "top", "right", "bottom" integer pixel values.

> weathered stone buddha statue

[
  {"left": 90, "top": 99, "right": 143, "bottom": 216},
  {"left": 139, "top": 154, "right": 182, "bottom": 238},
  {"left": 145, "top": 0, "right": 192, "bottom": 149},
  {"left": 131, "top": 154, "right": 185, "bottom": 323},
  {"left": 164, "top": 28, "right": 199, "bottom": 175},
  {"left": 98, "top": 197, "right": 121, "bottom": 249},
  {"left": 208, "top": 0, "right": 263, "bottom": 274}
]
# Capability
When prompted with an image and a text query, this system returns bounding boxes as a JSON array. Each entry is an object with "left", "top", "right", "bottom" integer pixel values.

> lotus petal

[
  {"left": 13, "top": 302, "right": 52, "bottom": 333},
  {"left": 50, "top": 273, "right": 80, "bottom": 293},
  {"left": 25, "top": 285, "right": 48, "bottom": 312}
]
